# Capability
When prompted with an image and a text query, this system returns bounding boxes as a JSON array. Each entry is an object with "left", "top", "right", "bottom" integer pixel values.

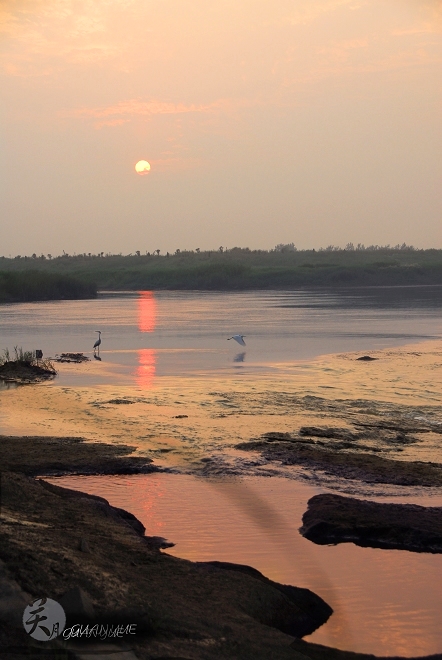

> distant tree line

[
  {"left": 0, "top": 244, "right": 441, "bottom": 292},
  {"left": 0, "top": 271, "right": 97, "bottom": 303},
  {"left": 0, "top": 242, "right": 423, "bottom": 262}
]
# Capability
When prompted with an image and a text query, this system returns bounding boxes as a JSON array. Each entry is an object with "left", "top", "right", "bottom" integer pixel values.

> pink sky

[{"left": 1, "top": 0, "right": 441, "bottom": 255}]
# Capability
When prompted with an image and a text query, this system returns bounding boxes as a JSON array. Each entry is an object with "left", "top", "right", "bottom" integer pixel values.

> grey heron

[
  {"left": 93, "top": 331, "right": 102, "bottom": 354},
  {"left": 227, "top": 334, "right": 246, "bottom": 346}
]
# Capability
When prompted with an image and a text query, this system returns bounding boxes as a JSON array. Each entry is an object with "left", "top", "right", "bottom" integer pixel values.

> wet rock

[
  {"left": 299, "top": 427, "right": 355, "bottom": 440},
  {"left": 236, "top": 437, "right": 442, "bottom": 486},
  {"left": 300, "top": 494, "right": 442, "bottom": 553},
  {"left": 261, "top": 431, "right": 293, "bottom": 441},
  {"left": 387, "top": 432, "right": 418, "bottom": 445},
  {"left": 0, "top": 435, "right": 158, "bottom": 477}
]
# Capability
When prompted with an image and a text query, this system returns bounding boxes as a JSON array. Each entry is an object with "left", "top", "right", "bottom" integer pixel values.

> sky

[{"left": 1, "top": 0, "right": 442, "bottom": 256}]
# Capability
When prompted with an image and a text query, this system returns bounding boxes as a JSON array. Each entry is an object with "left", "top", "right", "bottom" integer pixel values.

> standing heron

[{"left": 93, "top": 331, "right": 102, "bottom": 355}]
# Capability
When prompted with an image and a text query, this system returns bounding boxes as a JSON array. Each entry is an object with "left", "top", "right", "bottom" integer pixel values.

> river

[{"left": 1, "top": 287, "right": 442, "bottom": 656}]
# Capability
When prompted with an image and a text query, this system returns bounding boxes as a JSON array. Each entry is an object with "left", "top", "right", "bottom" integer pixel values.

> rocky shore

[
  {"left": 0, "top": 435, "right": 158, "bottom": 477},
  {"left": 300, "top": 494, "right": 442, "bottom": 553},
  {"left": 1, "top": 435, "right": 442, "bottom": 659},
  {"left": 236, "top": 426, "right": 442, "bottom": 486}
]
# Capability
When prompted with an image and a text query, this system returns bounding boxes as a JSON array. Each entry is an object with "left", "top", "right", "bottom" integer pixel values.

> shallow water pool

[{"left": 46, "top": 473, "right": 442, "bottom": 657}]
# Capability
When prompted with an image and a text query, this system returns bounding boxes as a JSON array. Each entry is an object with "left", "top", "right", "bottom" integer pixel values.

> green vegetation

[
  {"left": 0, "top": 270, "right": 97, "bottom": 302},
  {"left": 0, "top": 245, "right": 441, "bottom": 290}
]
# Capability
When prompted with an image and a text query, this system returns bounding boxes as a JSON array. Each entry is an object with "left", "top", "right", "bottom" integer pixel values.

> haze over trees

[
  {"left": 0, "top": 271, "right": 97, "bottom": 303},
  {"left": 0, "top": 244, "right": 441, "bottom": 295}
]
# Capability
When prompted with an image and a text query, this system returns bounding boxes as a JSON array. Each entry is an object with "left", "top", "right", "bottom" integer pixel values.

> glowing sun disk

[{"left": 135, "top": 160, "right": 151, "bottom": 175}]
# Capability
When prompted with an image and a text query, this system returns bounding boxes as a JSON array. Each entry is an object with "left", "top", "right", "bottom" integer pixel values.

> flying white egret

[
  {"left": 93, "top": 331, "right": 102, "bottom": 354},
  {"left": 227, "top": 334, "right": 246, "bottom": 346}
]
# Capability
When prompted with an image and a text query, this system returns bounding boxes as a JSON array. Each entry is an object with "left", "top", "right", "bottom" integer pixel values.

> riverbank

[
  {"left": 1, "top": 463, "right": 334, "bottom": 659},
  {"left": 1, "top": 338, "right": 442, "bottom": 656},
  {"left": 2, "top": 438, "right": 442, "bottom": 659}
]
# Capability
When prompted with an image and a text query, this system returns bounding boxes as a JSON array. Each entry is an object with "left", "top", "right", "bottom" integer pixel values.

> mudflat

[
  {"left": 236, "top": 427, "right": 442, "bottom": 486},
  {"left": 0, "top": 434, "right": 157, "bottom": 477}
]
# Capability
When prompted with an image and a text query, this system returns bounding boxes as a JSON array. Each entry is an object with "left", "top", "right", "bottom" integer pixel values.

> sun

[{"left": 135, "top": 160, "right": 151, "bottom": 175}]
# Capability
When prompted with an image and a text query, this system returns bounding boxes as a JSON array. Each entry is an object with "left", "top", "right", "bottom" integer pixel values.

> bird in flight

[
  {"left": 93, "top": 331, "right": 102, "bottom": 355},
  {"left": 227, "top": 334, "right": 246, "bottom": 346}
]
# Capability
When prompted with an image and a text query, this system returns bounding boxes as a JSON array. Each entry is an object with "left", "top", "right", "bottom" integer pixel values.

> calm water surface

[
  {"left": 49, "top": 473, "right": 442, "bottom": 657},
  {"left": 0, "top": 287, "right": 441, "bottom": 385}
]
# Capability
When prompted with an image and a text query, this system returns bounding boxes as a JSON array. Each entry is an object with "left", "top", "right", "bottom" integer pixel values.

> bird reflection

[
  {"left": 234, "top": 351, "right": 246, "bottom": 363},
  {"left": 93, "top": 354, "right": 102, "bottom": 361}
]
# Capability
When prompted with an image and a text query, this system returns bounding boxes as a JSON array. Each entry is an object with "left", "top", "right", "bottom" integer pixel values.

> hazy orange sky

[{"left": 1, "top": 0, "right": 441, "bottom": 255}]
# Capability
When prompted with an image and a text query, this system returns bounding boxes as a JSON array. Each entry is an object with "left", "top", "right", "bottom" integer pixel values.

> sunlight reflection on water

[
  {"left": 0, "top": 288, "right": 441, "bottom": 387},
  {"left": 3, "top": 289, "right": 442, "bottom": 656},
  {"left": 46, "top": 473, "right": 442, "bottom": 657}
]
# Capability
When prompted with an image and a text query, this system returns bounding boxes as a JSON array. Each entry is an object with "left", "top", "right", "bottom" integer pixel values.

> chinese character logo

[{"left": 23, "top": 597, "right": 66, "bottom": 641}]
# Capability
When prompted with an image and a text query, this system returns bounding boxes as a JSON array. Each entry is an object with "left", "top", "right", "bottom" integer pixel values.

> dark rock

[
  {"left": 299, "top": 426, "right": 355, "bottom": 440},
  {"left": 78, "top": 537, "right": 91, "bottom": 553},
  {"left": 356, "top": 355, "right": 378, "bottom": 361},
  {"left": 236, "top": 437, "right": 442, "bottom": 486},
  {"left": 0, "top": 560, "right": 32, "bottom": 627},
  {"left": 39, "top": 478, "right": 147, "bottom": 536},
  {"left": 261, "top": 431, "right": 293, "bottom": 441},
  {"left": 300, "top": 494, "right": 442, "bottom": 553},
  {"left": 112, "top": 507, "right": 146, "bottom": 536},
  {"left": 144, "top": 536, "right": 175, "bottom": 549},
  {"left": 58, "top": 586, "right": 95, "bottom": 619},
  {"left": 0, "top": 435, "right": 157, "bottom": 477},
  {"left": 174, "top": 414, "right": 189, "bottom": 418},
  {"left": 198, "top": 561, "right": 333, "bottom": 638}
]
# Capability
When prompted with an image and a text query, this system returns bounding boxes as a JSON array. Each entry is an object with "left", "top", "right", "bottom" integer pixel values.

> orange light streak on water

[
  {"left": 136, "top": 349, "right": 156, "bottom": 389},
  {"left": 136, "top": 292, "right": 157, "bottom": 388},
  {"left": 137, "top": 291, "right": 156, "bottom": 333}
]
